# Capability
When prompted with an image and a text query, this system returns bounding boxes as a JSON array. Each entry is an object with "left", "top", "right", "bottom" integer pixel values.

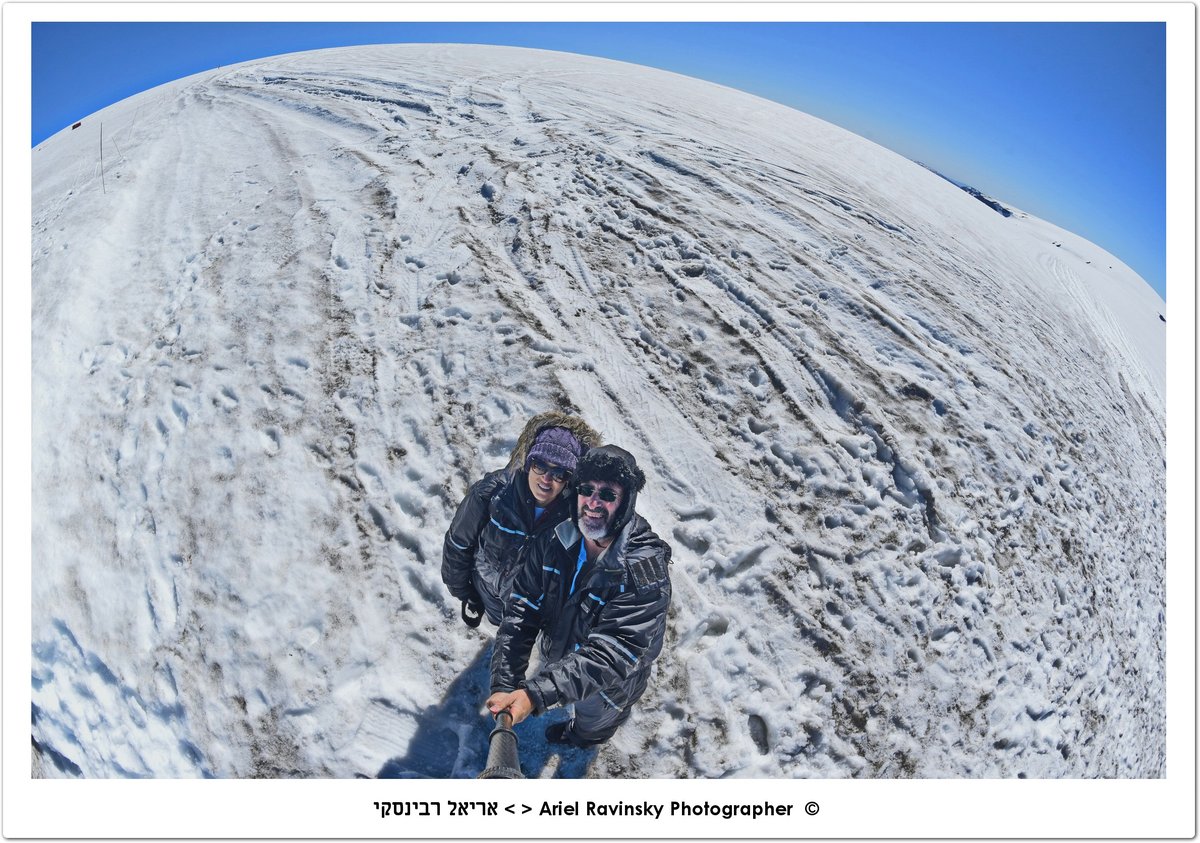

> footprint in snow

[
  {"left": 170, "top": 400, "right": 189, "bottom": 428},
  {"left": 720, "top": 544, "right": 770, "bottom": 577},
  {"left": 672, "top": 525, "right": 711, "bottom": 555},
  {"left": 261, "top": 427, "right": 282, "bottom": 456},
  {"left": 679, "top": 612, "right": 729, "bottom": 649},
  {"left": 748, "top": 714, "right": 770, "bottom": 755},
  {"left": 747, "top": 416, "right": 771, "bottom": 435}
]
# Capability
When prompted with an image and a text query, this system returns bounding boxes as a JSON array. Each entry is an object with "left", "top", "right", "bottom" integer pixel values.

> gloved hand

[{"left": 461, "top": 596, "right": 484, "bottom": 628}]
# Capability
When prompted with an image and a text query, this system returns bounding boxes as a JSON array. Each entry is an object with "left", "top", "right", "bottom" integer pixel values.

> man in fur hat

[
  {"left": 442, "top": 412, "right": 601, "bottom": 628},
  {"left": 486, "top": 445, "right": 673, "bottom": 747}
]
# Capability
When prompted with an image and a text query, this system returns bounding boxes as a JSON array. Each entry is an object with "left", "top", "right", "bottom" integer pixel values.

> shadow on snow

[{"left": 375, "top": 641, "right": 597, "bottom": 779}]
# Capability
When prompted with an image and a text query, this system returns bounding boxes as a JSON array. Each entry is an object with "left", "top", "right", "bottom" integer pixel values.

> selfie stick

[{"left": 477, "top": 710, "right": 524, "bottom": 779}]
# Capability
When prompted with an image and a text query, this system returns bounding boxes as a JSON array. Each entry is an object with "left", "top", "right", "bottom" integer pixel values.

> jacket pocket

[{"left": 478, "top": 524, "right": 522, "bottom": 574}]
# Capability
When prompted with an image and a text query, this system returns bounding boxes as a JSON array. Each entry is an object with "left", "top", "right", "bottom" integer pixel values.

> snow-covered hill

[{"left": 30, "top": 44, "right": 1165, "bottom": 778}]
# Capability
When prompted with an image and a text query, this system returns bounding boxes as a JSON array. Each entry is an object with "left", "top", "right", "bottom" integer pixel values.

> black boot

[{"left": 545, "top": 720, "right": 604, "bottom": 748}]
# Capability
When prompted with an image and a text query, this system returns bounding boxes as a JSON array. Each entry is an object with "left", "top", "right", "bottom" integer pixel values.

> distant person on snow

[
  {"left": 441, "top": 412, "right": 601, "bottom": 628},
  {"left": 485, "top": 445, "right": 672, "bottom": 747}
]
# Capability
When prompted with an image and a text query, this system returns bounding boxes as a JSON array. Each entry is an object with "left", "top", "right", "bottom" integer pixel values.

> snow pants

[{"left": 566, "top": 664, "right": 652, "bottom": 744}]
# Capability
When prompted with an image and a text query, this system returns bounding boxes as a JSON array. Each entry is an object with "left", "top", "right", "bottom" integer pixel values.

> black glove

[{"left": 461, "top": 597, "right": 484, "bottom": 628}]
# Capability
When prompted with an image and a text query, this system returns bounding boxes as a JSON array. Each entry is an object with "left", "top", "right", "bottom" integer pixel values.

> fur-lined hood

[{"left": 504, "top": 411, "right": 602, "bottom": 474}]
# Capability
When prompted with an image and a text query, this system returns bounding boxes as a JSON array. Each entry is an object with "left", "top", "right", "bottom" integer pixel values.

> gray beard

[{"left": 578, "top": 514, "right": 611, "bottom": 541}]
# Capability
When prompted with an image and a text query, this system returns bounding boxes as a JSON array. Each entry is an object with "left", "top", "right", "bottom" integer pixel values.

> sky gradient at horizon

[{"left": 31, "top": 21, "right": 1167, "bottom": 298}]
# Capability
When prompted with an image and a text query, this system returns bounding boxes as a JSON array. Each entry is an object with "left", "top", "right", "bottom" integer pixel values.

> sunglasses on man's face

[
  {"left": 529, "top": 458, "right": 571, "bottom": 483},
  {"left": 577, "top": 483, "right": 620, "bottom": 503}
]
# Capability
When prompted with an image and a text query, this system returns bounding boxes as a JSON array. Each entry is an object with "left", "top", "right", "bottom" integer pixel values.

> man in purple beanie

[{"left": 442, "top": 412, "right": 600, "bottom": 627}]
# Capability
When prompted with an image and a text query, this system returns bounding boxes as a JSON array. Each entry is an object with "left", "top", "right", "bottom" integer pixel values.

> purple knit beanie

[{"left": 526, "top": 427, "right": 583, "bottom": 473}]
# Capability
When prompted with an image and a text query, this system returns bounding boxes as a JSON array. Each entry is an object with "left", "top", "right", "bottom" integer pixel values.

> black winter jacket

[
  {"left": 490, "top": 513, "right": 672, "bottom": 714},
  {"left": 441, "top": 469, "right": 571, "bottom": 624}
]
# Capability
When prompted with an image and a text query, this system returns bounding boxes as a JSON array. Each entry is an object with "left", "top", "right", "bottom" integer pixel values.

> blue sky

[{"left": 31, "top": 22, "right": 1166, "bottom": 298}]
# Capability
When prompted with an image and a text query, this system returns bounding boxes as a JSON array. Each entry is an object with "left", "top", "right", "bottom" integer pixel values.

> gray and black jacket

[
  {"left": 490, "top": 509, "right": 672, "bottom": 715},
  {"left": 441, "top": 412, "right": 601, "bottom": 625},
  {"left": 441, "top": 468, "right": 569, "bottom": 624}
]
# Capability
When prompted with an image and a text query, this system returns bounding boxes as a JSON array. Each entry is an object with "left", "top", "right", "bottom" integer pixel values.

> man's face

[{"left": 577, "top": 480, "right": 624, "bottom": 540}]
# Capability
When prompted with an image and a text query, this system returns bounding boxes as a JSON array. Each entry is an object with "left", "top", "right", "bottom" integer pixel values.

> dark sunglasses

[
  {"left": 529, "top": 458, "right": 571, "bottom": 482},
  {"left": 577, "top": 483, "right": 619, "bottom": 503}
]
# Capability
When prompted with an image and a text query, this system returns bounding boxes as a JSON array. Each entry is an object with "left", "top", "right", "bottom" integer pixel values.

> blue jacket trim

[
  {"left": 512, "top": 592, "right": 541, "bottom": 611},
  {"left": 589, "top": 632, "right": 638, "bottom": 665},
  {"left": 490, "top": 518, "right": 527, "bottom": 538},
  {"left": 599, "top": 691, "right": 621, "bottom": 710},
  {"left": 588, "top": 594, "right": 606, "bottom": 606},
  {"left": 569, "top": 542, "right": 587, "bottom": 596},
  {"left": 543, "top": 566, "right": 562, "bottom": 575}
]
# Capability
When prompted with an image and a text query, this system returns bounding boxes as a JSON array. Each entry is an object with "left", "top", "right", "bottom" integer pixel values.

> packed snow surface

[{"left": 31, "top": 44, "right": 1165, "bottom": 778}]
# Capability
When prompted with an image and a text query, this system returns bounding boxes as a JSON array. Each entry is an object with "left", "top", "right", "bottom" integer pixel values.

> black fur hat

[
  {"left": 574, "top": 445, "right": 646, "bottom": 493},
  {"left": 572, "top": 445, "right": 646, "bottom": 536}
]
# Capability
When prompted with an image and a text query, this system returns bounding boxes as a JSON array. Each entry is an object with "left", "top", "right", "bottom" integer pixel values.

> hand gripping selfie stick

[{"left": 477, "top": 710, "right": 524, "bottom": 779}]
